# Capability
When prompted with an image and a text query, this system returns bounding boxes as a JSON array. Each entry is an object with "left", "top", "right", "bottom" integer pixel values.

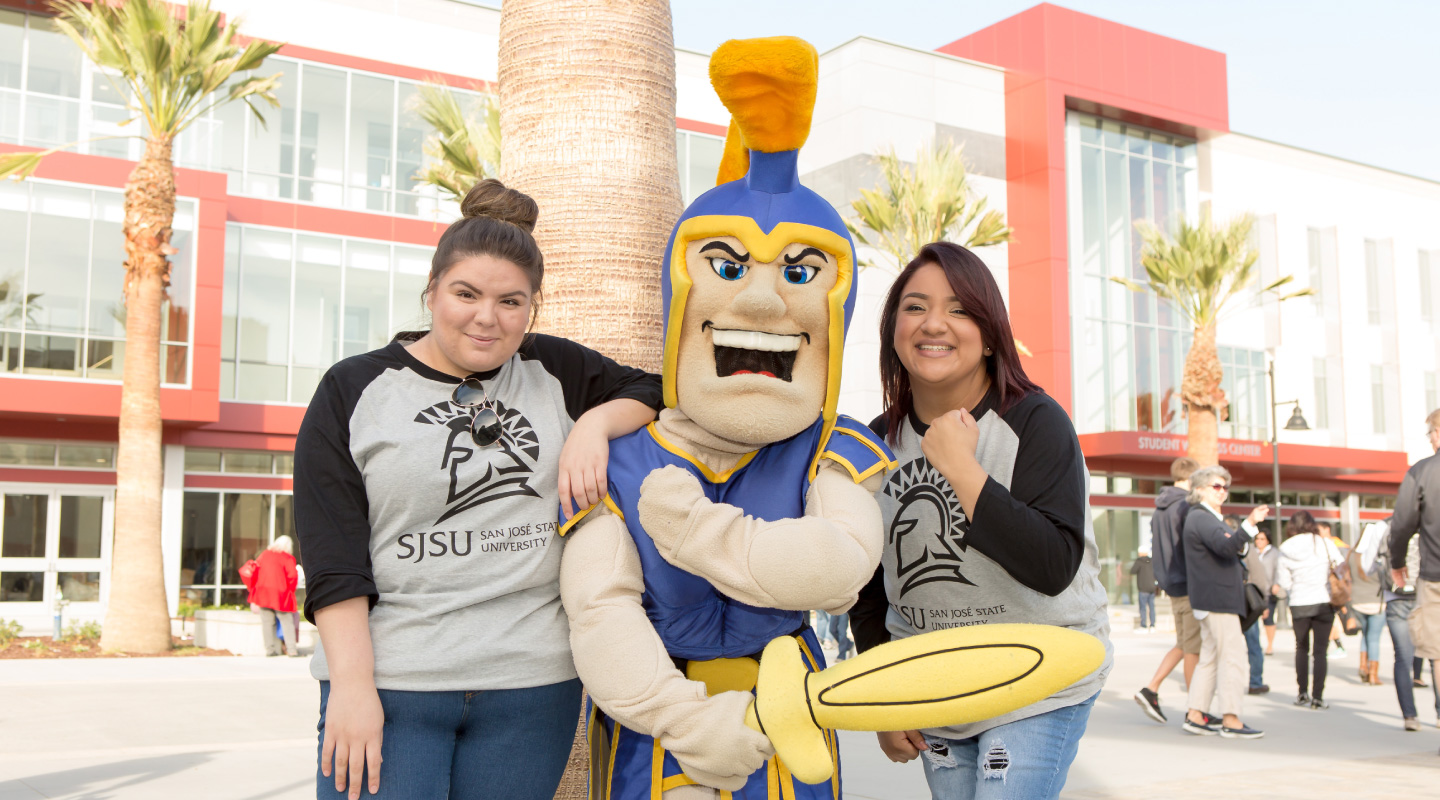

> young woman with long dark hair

[
  {"left": 849, "top": 242, "right": 1111, "bottom": 799},
  {"left": 295, "top": 180, "right": 662, "bottom": 800},
  {"left": 1274, "top": 510, "right": 1346, "bottom": 709}
]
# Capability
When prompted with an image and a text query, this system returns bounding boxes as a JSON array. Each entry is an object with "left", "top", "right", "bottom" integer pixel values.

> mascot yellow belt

[{"left": 558, "top": 37, "right": 1103, "bottom": 800}]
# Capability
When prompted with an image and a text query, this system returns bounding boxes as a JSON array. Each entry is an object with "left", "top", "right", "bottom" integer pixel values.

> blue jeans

[
  {"left": 1357, "top": 610, "right": 1385, "bottom": 659},
  {"left": 316, "top": 678, "right": 581, "bottom": 799},
  {"left": 1243, "top": 620, "right": 1265, "bottom": 688},
  {"left": 829, "top": 612, "right": 853, "bottom": 659},
  {"left": 1138, "top": 592, "right": 1155, "bottom": 628},
  {"left": 919, "top": 693, "right": 1096, "bottom": 800},
  {"left": 814, "top": 609, "right": 832, "bottom": 645},
  {"left": 1385, "top": 598, "right": 1440, "bottom": 720}
]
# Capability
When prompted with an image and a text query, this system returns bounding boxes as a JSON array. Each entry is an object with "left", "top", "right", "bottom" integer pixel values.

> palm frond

[
  {"left": 848, "top": 140, "right": 1010, "bottom": 270},
  {"left": 409, "top": 81, "right": 501, "bottom": 202}
]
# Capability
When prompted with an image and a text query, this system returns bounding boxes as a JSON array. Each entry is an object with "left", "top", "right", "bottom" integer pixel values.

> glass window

[
  {"left": 58, "top": 571, "right": 99, "bottom": 602},
  {"left": 0, "top": 182, "right": 24, "bottom": 334},
  {"left": 223, "top": 451, "right": 273, "bottom": 474},
  {"left": 1307, "top": 228, "right": 1324, "bottom": 308},
  {"left": 57, "top": 496, "right": 103, "bottom": 558},
  {"left": 1365, "top": 240, "right": 1381, "bottom": 325},
  {"left": 23, "top": 334, "right": 81, "bottom": 377},
  {"left": 85, "top": 338, "right": 124, "bottom": 381},
  {"left": 57, "top": 445, "right": 113, "bottom": 468},
  {"left": 274, "top": 453, "right": 295, "bottom": 475},
  {"left": 1312, "top": 358, "right": 1329, "bottom": 429},
  {"left": 221, "top": 493, "right": 270, "bottom": 584},
  {"left": 291, "top": 233, "right": 342, "bottom": 373},
  {"left": 1421, "top": 250, "right": 1434, "bottom": 324},
  {"left": 344, "top": 241, "right": 391, "bottom": 357},
  {"left": 0, "top": 11, "right": 23, "bottom": 91},
  {"left": 163, "top": 200, "right": 196, "bottom": 345},
  {"left": 245, "top": 59, "right": 299, "bottom": 199},
  {"left": 236, "top": 228, "right": 292, "bottom": 402},
  {"left": 1, "top": 494, "right": 47, "bottom": 558},
  {"left": 87, "top": 189, "right": 126, "bottom": 338},
  {"left": 685, "top": 132, "right": 723, "bottom": 204},
  {"left": 26, "top": 183, "right": 91, "bottom": 335},
  {"left": 274, "top": 494, "right": 298, "bottom": 562},
  {"left": 184, "top": 448, "right": 222, "bottom": 472},
  {"left": 1371, "top": 364, "right": 1385, "bottom": 434},
  {"left": 394, "top": 82, "right": 428, "bottom": 217},
  {"left": 0, "top": 441, "right": 55, "bottom": 465},
  {"left": 392, "top": 245, "right": 431, "bottom": 336},
  {"left": 349, "top": 74, "right": 396, "bottom": 213},
  {"left": 26, "top": 17, "right": 82, "bottom": 97},
  {"left": 212, "top": 75, "right": 248, "bottom": 185},
  {"left": 181, "top": 492, "right": 219, "bottom": 587},
  {"left": 0, "top": 572, "right": 43, "bottom": 601},
  {"left": 298, "top": 65, "right": 346, "bottom": 205}
]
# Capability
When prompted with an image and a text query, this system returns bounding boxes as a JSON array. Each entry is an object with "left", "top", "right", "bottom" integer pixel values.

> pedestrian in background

[
  {"left": 1318, "top": 521, "right": 1349, "bottom": 658},
  {"left": 1352, "top": 520, "right": 1388, "bottom": 685},
  {"left": 1274, "top": 511, "right": 1345, "bottom": 710},
  {"left": 1237, "top": 518, "right": 1272, "bottom": 695},
  {"left": 1253, "top": 530, "right": 1280, "bottom": 655},
  {"left": 1135, "top": 457, "right": 1201, "bottom": 724},
  {"left": 1379, "top": 519, "right": 1438, "bottom": 730},
  {"left": 1389, "top": 408, "right": 1440, "bottom": 731},
  {"left": 828, "top": 611, "right": 854, "bottom": 660},
  {"left": 248, "top": 535, "right": 300, "bottom": 657},
  {"left": 1130, "top": 549, "right": 1157, "bottom": 633},
  {"left": 1181, "top": 466, "right": 1268, "bottom": 739}
]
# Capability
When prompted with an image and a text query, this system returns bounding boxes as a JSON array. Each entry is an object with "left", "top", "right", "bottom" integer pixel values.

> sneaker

[
  {"left": 1200, "top": 711, "right": 1222, "bottom": 727},
  {"left": 1310, "top": 697, "right": 1329, "bottom": 710},
  {"left": 1247, "top": 684, "right": 1270, "bottom": 695},
  {"left": 1294, "top": 693, "right": 1311, "bottom": 706},
  {"left": 1182, "top": 717, "right": 1219, "bottom": 736},
  {"left": 1134, "top": 688, "right": 1166, "bottom": 723},
  {"left": 1327, "top": 642, "right": 1347, "bottom": 659},
  {"left": 1219, "top": 723, "right": 1264, "bottom": 739},
  {"left": 1404, "top": 717, "right": 1421, "bottom": 731}
]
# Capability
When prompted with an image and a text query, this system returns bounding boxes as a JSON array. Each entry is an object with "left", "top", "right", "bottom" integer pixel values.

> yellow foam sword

[{"left": 743, "top": 623, "right": 1106, "bottom": 784}]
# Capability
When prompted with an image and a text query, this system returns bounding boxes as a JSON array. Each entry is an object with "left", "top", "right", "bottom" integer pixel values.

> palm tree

[
  {"left": 1113, "top": 211, "right": 1311, "bottom": 466},
  {"left": 497, "top": 0, "right": 680, "bottom": 373},
  {"left": 0, "top": 0, "right": 281, "bottom": 653},
  {"left": 847, "top": 141, "right": 1029, "bottom": 355},
  {"left": 847, "top": 140, "right": 1011, "bottom": 270},
  {"left": 411, "top": 81, "right": 501, "bottom": 202}
]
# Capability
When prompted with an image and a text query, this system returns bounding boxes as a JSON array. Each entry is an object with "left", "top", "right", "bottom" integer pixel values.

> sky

[{"left": 667, "top": 0, "right": 1440, "bottom": 182}]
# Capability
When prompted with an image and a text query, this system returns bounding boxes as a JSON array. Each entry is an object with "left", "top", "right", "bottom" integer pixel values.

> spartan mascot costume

[{"left": 558, "top": 36, "right": 1103, "bottom": 800}]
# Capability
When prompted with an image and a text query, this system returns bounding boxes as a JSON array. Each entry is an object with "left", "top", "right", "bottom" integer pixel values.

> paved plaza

[{"left": 2, "top": 620, "right": 1438, "bottom": 799}]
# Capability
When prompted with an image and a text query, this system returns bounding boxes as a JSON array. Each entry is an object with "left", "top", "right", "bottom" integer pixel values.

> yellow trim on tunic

[
  {"left": 651, "top": 739, "right": 666, "bottom": 800},
  {"left": 829, "top": 424, "right": 899, "bottom": 471},
  {"left": 662, "top": 215, "right": 854, "bottom": 430},
  {"left": 646, "top": 423, "right": 759, "bottom": 484},
  {"left": 558, "top": 495, "right": 625, "bottom": 537}
]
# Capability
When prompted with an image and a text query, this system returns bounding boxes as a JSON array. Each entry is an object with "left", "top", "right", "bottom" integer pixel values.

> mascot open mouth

[{"left": 706, "top": 324, "right": 806, "bottom": 381}]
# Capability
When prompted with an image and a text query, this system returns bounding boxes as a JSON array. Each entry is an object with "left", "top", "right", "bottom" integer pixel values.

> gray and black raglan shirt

[
  {"left": 850, "top": 387, "right": 1113, "bottom": 738},
  {"left": 295, "top": 334, "right": 661, "bottom": 691}
]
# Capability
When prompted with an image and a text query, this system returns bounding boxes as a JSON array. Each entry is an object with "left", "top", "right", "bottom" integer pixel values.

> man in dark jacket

[
  {"left": 1130, "top": 550, "right": 1157, "bottom": 632},
  {"left": 1181, "top": 466, "right": 1269, "bottom": 739},
  {"left": 1135, "top": 457, "right": 1199, "bottom": 724},
  {"left": 1391, "top": 409, "right": 1440, "bottom": 668}
]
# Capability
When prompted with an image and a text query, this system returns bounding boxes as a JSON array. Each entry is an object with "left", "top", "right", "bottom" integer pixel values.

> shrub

[
  {"left": 22, "top": 639, "right": 47, "bottom": 651},
  {"left": 0, "top": 618, "right": 21, "bottom": 647},
  {"left": 63, "top": 620, "right": 102, "bottom": 642}
]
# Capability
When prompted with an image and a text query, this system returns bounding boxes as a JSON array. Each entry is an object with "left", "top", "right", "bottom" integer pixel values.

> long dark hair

[
  {"left": 878, "top": 242, "right": 1040, "bottom": 444},
  {"left": 1285, "top": 510, "right": 1319, "bottom": 538}
]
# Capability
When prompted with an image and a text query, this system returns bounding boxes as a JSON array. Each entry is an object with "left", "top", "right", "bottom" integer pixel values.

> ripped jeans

[{"left": 919, "top": 693, "right": 1097, "bottom": 800}]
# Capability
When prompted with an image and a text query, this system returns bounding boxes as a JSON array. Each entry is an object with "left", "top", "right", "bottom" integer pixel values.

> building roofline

[{"left": 1221, "top": 130, "right": 1440, "bottom": 189}]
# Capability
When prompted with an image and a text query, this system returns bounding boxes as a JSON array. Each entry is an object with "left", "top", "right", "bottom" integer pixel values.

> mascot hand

[
  {"left": 660, "top": 690, "right": 775, "bottom": 791},
  {"left": 638, "top": 465, "right": 708, "bottom": 555}
]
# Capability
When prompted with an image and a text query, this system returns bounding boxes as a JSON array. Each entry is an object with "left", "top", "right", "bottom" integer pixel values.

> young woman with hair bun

[{"left": 295, "top": 179, "right": 662, "bottom": 800}]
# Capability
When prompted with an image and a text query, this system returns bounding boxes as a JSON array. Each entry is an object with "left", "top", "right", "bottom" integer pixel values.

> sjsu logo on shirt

[
  {"left": 884, "top": 458, "right": 974, "bottom": 596},
  {"left": 413, "top": 398, "right": 541, "bottom": 524}
]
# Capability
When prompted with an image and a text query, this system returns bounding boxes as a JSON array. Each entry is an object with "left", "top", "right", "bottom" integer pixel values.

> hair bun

[{"left": 460, "top": 179, "right": 538, "bottom": 233}]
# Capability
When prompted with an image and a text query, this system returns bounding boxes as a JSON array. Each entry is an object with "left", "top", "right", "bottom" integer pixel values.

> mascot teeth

[{"left": 711, "top": 329, "right": 803, "bottom": 352}]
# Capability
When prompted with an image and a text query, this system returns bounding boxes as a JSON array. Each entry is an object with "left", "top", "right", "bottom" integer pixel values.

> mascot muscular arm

[{"left": 639, "top": 458, "right": 884, "bottom": 612}]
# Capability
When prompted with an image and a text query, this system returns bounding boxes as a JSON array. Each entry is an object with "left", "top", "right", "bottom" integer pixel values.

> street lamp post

[{"left": 1268, "top": 359, "right": 1310, "bottom": 543}]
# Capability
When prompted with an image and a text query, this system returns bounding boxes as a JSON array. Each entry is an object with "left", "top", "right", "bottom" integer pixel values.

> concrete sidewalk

[{"left": 1, "top": 626, "right": 1437, "bottom": 799}]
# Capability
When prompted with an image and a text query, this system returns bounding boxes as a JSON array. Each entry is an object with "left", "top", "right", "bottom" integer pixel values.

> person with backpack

[
  {"left": 1378, "top": 516, "right": 1439, "bottom": 730},
  {"left": 1134, "top": 457, "right": 1200, "bottom": 724},
  {"left": 1130, "top": 549, "right": 1157, "bottom": 633}
]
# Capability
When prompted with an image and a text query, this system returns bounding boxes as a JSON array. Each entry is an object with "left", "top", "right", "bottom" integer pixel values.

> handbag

[
  {"left": 1241, "top": 583, "right": 1266, "bottom": 631},
  {"left": 1335, "top": 604, "right": 1360, "bottom": 636},
  {"left": 238, "top": 558, "right": 260, "bottom": 589},
  {"left": 1326, "top": 547, "right": 1352, "bottom": 608}
]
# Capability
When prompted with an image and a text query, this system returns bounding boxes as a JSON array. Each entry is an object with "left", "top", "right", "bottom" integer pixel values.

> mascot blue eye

[
  {"left": 709, "top": 257, "right": 748, "bottom": 281},
  {"left": 783, "top": 264, "right": 818, "bottom": 285}
]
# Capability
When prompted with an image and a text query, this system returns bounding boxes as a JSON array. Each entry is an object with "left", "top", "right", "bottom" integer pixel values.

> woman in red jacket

[{"left": 249, "top": 536, "right": 300, "bottom": 657}]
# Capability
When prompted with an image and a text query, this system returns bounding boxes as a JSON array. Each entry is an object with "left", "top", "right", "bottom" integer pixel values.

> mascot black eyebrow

[{"left": 558, "top": 36, "right": 1102, "bottom": 800}]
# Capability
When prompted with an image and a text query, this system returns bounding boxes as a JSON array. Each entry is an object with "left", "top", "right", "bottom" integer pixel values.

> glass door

[{"left": 0, "top": 486, "right": 113, "bottom": 618}]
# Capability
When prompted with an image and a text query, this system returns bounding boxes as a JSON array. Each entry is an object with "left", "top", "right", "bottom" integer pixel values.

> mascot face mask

[{"left": 662, "top": 38, "right": 858, "bottom": 446}]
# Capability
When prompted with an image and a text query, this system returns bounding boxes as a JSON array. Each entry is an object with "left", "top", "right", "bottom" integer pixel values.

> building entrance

[{"left": 0, "top": 485, "right": 113, "bottom": 627}]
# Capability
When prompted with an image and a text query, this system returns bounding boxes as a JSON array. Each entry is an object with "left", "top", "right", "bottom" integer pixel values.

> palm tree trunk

[
  {"left": 498, "top": 0, "right": 680, "bottom": 373},
  {"left": 99, "top": 136, "right": 177, "bottom": 654},
  {"left": 1182, "top": 322, "right": 1226, "bottom": 467}
]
